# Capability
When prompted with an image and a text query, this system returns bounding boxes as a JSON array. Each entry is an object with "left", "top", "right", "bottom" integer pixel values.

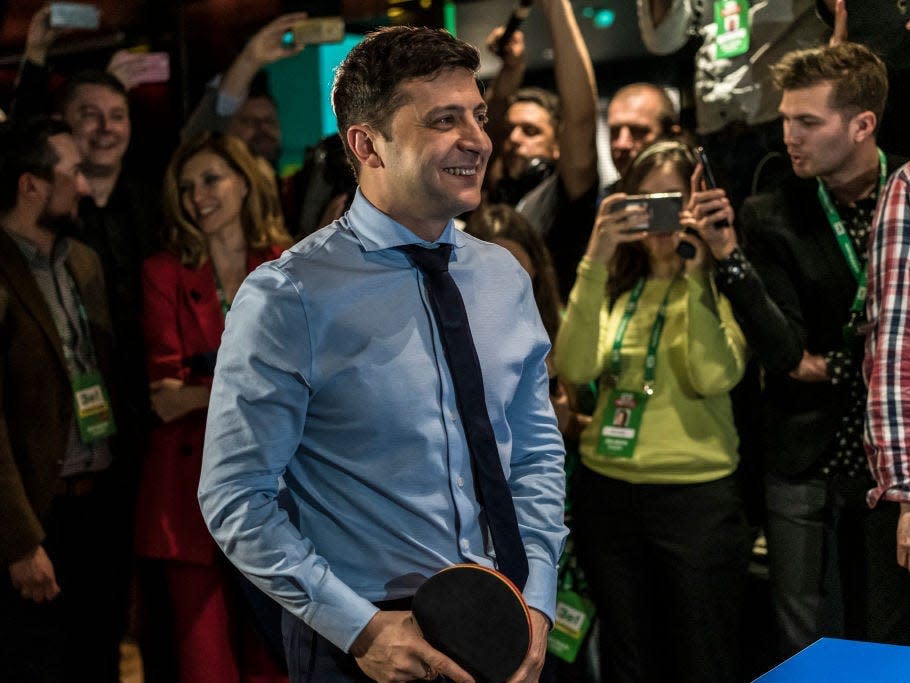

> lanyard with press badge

[
  {"left": 599, "top": 276, "right": 677, "bottom": 459},
  {"left": 212, "top": 266, "right": 231, "bottom": 317},
  {"left": 816, "top": 148, "right": 886, "bottom": 338},
  {"left": 58, "top": 274, "right": 117, "bottom": 444}
]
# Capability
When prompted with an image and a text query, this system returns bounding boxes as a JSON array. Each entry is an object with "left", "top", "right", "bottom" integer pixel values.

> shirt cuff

[
  {"left": 714, "top": 246, "right": 753, "bottom": 289},
  {"left": 303, "top": 582, "right": 381, "bottom": 653},
  {"left": 880, "top": 485, "right": 910, "bottom": 505},
  {"left": 215, "top": 89, "right": 245, "bottom": 117},
  {"left": 823, "top": 349, "right": 854, "bottom": 387},
  {"left": 522, "top": 557, "right": 558, "bottom": 624}
]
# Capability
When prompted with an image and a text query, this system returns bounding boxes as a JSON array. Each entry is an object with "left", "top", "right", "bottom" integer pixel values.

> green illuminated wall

[{"left": 266, "top": 34, "right": 362, "bottom": 177}]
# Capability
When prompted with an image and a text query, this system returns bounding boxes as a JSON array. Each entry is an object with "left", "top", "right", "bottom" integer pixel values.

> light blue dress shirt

[{"left": 199, "top": 189, "right": 568, "bottom": 653}]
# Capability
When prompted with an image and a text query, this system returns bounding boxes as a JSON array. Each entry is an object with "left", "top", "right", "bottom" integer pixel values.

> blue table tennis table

[{"left": 754, "top": 638, "right": 910, "bottom": 682}]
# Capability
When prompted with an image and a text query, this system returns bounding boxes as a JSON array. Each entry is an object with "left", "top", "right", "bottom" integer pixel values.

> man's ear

[
  {"left": 347, "top": 124, "right": 384, "bottom": 169},
  {"left": 853, "top": 110, "right": 877, "bottom": 143},
  {"left": 18, "top": 172, "right": 45, "bottom": 205}
]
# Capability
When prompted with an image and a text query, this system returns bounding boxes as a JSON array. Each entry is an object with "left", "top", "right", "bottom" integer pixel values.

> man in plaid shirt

[{"left": 865, "top": 166, "right": 910, "bottom": 573}]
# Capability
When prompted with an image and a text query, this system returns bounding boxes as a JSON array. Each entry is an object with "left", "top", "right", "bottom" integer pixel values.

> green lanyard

[
  {"left": 816, "top": 148, "right": 886, "bottom": 313},
  {"left": 610, "top": 276, "right": 676, "bottom": 396},
  {"left": 212, "top": 266, "right": 231, "bottom": 317}
]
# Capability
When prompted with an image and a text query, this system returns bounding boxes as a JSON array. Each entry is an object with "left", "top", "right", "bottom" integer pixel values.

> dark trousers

[
  {"left": 0, "top": 488, "right": 125, "bottom": 682},
  {"left": 575, "top": 467, "right": 751, "bottom": 683},
  {"left": 282, "top": 610, "right": 374, "bottom": 683},
  {"left": 765, "top": 472, "right": 910, "bottom": 659}
]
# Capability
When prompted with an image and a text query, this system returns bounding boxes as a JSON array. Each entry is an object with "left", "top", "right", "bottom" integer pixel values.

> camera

[
  {"left": 616, "top": 192, "right": 684, "bottom": 234},
  {"left": 281, "top": 17, "right": 345, "bottom": 49}
]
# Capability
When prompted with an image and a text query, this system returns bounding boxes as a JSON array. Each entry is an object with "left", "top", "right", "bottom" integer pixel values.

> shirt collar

[
  {"left": 345, "top": 188, "right": 466, "bottom": 253},
  {"left": 4, "top": 229, "right": 69, "bottom": 268}
]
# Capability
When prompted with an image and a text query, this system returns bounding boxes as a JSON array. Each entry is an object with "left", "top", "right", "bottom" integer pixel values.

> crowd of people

[{"left": 2, "top": 1, "right": 910, "bottom": 682}]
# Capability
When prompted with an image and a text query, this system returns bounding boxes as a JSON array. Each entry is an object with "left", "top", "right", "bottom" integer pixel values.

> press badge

[
  {"left": 714, "top": 0, "right": 750, "bottom": 59},
  {"left": 596, "top": 389, "right": 648, "bottom": 459},
  {"left": 549, "top": 590, "right": 597, "bottom": 663},
  {"left": 72, "top": 372, "right": 116, "bottom": 443}
]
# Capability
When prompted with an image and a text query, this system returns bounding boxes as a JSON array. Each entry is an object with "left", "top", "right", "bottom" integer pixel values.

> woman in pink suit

[{"left": 135, "top": 132, "right": 292, "bottom": 683}]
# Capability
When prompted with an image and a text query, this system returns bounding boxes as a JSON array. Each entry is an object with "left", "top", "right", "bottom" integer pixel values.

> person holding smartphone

[{"left": 554, "top": 140, "right": 750, "bottom": 682}]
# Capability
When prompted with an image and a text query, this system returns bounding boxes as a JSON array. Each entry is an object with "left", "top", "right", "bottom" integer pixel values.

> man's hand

[
  {"left": 897, "top": 503, "right": 910, "bottom": 569},
  {"left": 241, "top": 12, "right": 309, "bottom": 69},
  {"left": 505, "top": 609, "right": 550, "bottom": 683},
  {"left": 788, "top": 351, "right": 829, "bottom": 382},
  {"left": 10, "top": 545, "right": 60, "bottom": 603},
  {"left": 828, "top": 0, "right": 848, "bottom": 47},
  {"left": 486, "top": 26, "right": 526, "bottom": 67},
  {"left": 351, "top": 610, "right": 474, "bottom": 683}
]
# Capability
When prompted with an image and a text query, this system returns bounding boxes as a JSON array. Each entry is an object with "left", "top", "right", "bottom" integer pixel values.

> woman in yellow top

[{"left": 554, "top": 141, "right": 751, "bottom": 682}]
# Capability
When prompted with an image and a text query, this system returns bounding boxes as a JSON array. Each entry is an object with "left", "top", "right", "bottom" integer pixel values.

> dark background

[{"left": 0, "top": 1, "right": 692, "bottom": 183}]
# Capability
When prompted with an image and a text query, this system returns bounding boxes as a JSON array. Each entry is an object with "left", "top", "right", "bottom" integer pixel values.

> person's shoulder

[
  {"left": 741, "top": 175, "right": 816, "bottom": 225},
  {"left": 66, "top": 237, "right": 104, "bottom": 273},
  {"left": 886, "top": 157, "right": 910, "bottom": 183}
]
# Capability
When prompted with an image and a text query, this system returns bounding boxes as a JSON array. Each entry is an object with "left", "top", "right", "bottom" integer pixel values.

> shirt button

[
  {"left": 461, "top": 538, "right": 470, "bottom": 550},
  {"left": 449, "top": 410, "right": 459, "bottom": 422},
  {"left": 456, "top": 476, "right": 465, "bottom": 488}
]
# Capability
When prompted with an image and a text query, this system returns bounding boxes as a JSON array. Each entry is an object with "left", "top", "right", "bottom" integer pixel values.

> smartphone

[
  {"left": 110, "top": 50, "right": 171, "bottom": 85},
  {"left": 281, "top": 17, "right": 345, "bottom": 49},
  {"left": 616, "top": 192, "right": 684, "bottom": 234},
  {"left": 695, "top": 146, "right": 730, "bottom": 228},
  {"left": 49, "top": 2, "right": 100, "bottom": 30}
]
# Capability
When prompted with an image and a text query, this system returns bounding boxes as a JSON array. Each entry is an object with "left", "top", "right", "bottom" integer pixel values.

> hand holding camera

[
  {"left": 684, "top": 163, "right": 739, "bottom": 261},
  {"left": 584, "top": 193, "right": 650, "bottom": 266}
]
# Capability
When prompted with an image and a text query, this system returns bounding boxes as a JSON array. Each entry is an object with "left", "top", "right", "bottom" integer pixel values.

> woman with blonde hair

[{"left": 135, "top": 132, "right": 291, "bottom": 682}]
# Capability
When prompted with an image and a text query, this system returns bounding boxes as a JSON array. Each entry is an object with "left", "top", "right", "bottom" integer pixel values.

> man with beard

[
  {"left": 0, "top": 116, "right": 125, "bottom": 681},
  {"left": 484, "top": 0, "right": 599, "bottom": 299},
  {"left": 16, "top": 7, "right": 161, "bottom": 460}
]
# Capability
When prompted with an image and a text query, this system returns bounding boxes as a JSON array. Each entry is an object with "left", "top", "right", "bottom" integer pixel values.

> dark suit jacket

[
  {"left": 724, "top": 154, "right": 905, "bottom": 475},
  {"left": 0, "top": 231, "right": 117, "bottom": 566},
  {"left": 134, "top": 247, "right": 282, "bottom": 565}
]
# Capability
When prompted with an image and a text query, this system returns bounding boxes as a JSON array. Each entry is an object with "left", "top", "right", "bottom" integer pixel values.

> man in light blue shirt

[{"left": 199, "top": 26, "right": 567, "bottom": 683}]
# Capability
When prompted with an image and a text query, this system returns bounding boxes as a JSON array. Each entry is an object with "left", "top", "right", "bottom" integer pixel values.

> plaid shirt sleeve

[{"left": 865, "top": 164, "right": 910, "bottom": 507}]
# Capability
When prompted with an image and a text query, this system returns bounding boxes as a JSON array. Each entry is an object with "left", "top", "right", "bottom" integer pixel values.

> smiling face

[
  {"left": 779, "top": 81, "right": 859, "bottom": 182},
  {"left": 356, "top": 67, "right": 492, "bottom": 239},
  {"left": 178, "top": 150, "right": 248, "bottom": 239},
  {"left": 61, "top": 84, "right": 130, "bottom": 175}
]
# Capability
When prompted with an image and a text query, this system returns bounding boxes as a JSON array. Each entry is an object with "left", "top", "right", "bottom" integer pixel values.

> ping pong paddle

[{"left": 412, "top": 563, "right": 531, "bottom": 683}]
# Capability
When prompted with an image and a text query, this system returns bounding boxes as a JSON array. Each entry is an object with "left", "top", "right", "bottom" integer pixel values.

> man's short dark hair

[
  {"left": 508, "top": 87, "right": 562, "bottom": 130},
  {"left": 56, "top": 69, "right": 128, "bottom": 114},
  {"left": 0, "top": 116, "right": 72, "bottom": 213},
  {"left": 772, "top": 42, "right": 888, "bottom": 127},
  {"left": 332, "top": 26, "right": 480, "bottom": 172}
]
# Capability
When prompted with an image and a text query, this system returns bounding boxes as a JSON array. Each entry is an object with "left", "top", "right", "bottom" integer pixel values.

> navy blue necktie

[{"left": 400, "top": 243, "right": 529, "bottom": 590}]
